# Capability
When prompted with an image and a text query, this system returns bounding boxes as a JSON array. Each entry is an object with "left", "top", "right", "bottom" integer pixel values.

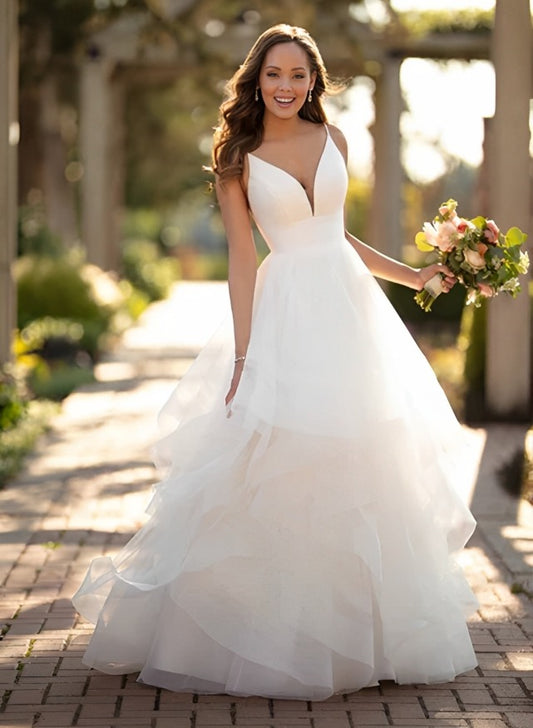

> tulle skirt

[{"left": 73, "top": 239, "right": 478, "bottom": 700}]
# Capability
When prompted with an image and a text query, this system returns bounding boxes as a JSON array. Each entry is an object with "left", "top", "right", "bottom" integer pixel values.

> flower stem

[{"left": 414, "top": 290, "right": 436, "bottom": 312}]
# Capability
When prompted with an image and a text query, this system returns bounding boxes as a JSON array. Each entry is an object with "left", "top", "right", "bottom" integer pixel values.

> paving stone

[{"left": 504, "top": 713, "right": 533, "bottom": 728}]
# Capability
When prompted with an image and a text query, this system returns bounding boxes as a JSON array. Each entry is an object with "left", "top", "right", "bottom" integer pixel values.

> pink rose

[
  {"left": 456, "top": 218, "right": 473, "bottom": 232},
  {"left": 477, "top": 282, "right": 493, "bottom": 297},
  {"left": 423, "top": 221, "right": 456, "bottom": 252},
  {"left": 484, "top": 219, "right": 500, "bottom": 244}
]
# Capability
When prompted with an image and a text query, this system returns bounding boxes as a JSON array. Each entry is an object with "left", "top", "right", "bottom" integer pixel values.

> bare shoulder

[
  {"left": 326, "top": 124, "right": 348, "bottom": 163},
  {"left": 215, "top": 173, "right": 247, "bottom": 208},
  {"left": 214, "top": 172, "right": 252, "bottom": 243}
]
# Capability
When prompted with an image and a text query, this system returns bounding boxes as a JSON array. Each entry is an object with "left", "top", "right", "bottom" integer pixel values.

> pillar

[
  {"left": 0, "top": 0, "right": 19, "bottom": 364},
  {"left": 80, "top": 52, "right": 122, "bottom": 270},
  {"left": 486, "top": 0, "right": 532, "bottom": 419},
  {"left": 369, "top": 53, "right": 403, "bottom": 260}
]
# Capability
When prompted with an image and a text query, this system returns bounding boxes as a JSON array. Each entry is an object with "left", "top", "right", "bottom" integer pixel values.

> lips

[{"left": 274, "top": 97, "right": 295, "bottom": 105}]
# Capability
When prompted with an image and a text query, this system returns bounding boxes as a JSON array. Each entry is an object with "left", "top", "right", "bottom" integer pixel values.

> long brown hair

[{"left": 212, "top": 24, "right": 344, "bottom": 182}]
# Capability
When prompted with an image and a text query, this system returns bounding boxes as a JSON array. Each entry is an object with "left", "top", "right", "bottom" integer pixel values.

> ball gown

[{"left": 72, "top": 124, "right": 478, "bottom": 700}]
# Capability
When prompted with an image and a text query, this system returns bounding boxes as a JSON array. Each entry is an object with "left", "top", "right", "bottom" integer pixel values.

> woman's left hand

[{"left": 416, "top": 263, "right": 456, "bottom": 294}]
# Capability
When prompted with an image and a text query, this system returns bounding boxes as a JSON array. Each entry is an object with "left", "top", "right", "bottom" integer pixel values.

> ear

[{"left": 310, "top": 69, "right": 317, "bottom": 90}]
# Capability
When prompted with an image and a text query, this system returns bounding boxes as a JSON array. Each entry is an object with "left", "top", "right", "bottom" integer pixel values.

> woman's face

[{"left": 258, "top": 41, "right": 316, "bottom": 120}]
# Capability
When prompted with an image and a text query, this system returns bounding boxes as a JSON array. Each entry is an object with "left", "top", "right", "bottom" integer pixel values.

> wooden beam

[{"left": 0, "top": 0, "right": 18, "bottom": 365}]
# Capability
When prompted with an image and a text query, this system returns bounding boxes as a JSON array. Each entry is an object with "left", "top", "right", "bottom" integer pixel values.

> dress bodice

[{"left": 247, "top": 125, "right": 348, "bottom": 254}]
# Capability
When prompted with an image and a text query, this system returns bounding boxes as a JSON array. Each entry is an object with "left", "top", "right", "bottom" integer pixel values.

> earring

[
  {"left": 308, "top": 89, "right": 313, "bottom": 102},
  {"left": 255, "top": 88, "right": 259, "bottom": 102}
]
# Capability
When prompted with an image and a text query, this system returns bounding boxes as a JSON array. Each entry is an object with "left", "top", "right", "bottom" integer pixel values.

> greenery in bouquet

[{"left": 414, "top": 198, "right": 529, "bottom": 311}]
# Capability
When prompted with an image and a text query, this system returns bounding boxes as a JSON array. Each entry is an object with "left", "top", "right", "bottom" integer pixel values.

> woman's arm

[
  {"left": 344, "top": 231, "right": 454, "bottom": 292},
  {"left": 215, "top": 175, "right": 257, "bottom": 404},
  {"left": 327, "top": 124, "right": 455, "bottom": 293}
]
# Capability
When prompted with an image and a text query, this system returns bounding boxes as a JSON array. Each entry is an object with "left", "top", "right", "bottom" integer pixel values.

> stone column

[
  {"left": 486, "top": 0, "right": 532, "bottom": 419},
  {"left": 369, "top": 53, "right": 403, "bottom": 260},
  {"left": 0, "top": 0, "right": 19, "bottom": 364},
  {"left": 80, "top": 52, "right": 121, "bottom": 270}
]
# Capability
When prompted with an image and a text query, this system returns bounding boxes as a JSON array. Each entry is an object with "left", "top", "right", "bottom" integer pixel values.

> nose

[{"left": 278, "top": 75, "right": 292, "bottom": 91}]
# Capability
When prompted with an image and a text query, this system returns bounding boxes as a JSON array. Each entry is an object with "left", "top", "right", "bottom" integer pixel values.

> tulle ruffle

[{"left": 73, "top": 240, "right": 478, "bottom": 700}]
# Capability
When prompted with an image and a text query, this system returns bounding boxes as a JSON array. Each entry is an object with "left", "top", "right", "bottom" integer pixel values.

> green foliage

[
  {"left": 345, "top": 177, "right": 371, "bottom": 241},
  {"left": 459, "top": 298, "right": 487, "bottom": 422},
  {"left": 0, "top": 364, "right": 57, "bottom": 486},
  {"left": 0, "top": 372, "right": 27, "bottom": 432},
  {"left": 17, "top": 318, "right": 85, "bottom": 360},
  {"left": 0, "top": 399, "right": 57, "bottom": 487},
  {"left": 122, "top": 209, "right": 163, "bottom": 242},
  {"left": 400, "top": 9, "right": 493, "bottom": 36},
  {"left": 121, "top": 240, "right": 180, "bottom": 301},
  {"left": 118, "top": 280, "right": 151, "bottom": 321},
  {"left": 27, "top": 360, "right": 95, "bottom": 402},
  {"left": 18, "top": 203, "right": 64, "bottom": 257},
  {"left": 15, "top": 251, "right": 115, "bottom": 358},
  {"left": 124, "top": 78, "right": 215, "bottom": 208}
]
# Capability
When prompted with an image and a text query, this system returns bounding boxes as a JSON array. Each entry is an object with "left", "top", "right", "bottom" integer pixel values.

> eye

[
  {"left": 266, "top": 72, "right": 278, "bottom": 78},
  {"left": 294, "top": 74, "right": 305, "bottom": 80}
]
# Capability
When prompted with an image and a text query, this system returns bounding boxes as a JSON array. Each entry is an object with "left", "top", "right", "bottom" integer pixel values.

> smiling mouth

[{"left": 274, "top": 97, "right": 296, "bottom": 105}]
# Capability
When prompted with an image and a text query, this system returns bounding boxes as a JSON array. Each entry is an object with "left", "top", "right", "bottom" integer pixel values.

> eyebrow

[{"left": 264, "top": 65, "right": 307, "bottom": 71}]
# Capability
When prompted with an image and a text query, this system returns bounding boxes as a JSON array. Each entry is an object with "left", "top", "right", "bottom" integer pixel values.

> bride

[{"left": 72, "top": 23, "right": 478, "bottom": 700}]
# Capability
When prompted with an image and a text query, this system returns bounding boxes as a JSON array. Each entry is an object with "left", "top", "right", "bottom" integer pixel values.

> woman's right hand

[{"left": 225, "top": 359, "right": 245, "bottom": 407}]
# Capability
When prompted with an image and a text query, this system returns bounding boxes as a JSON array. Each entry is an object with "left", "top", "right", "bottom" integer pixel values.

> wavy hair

[{"left": 212, "top": 24, "right": 344, "bottom": 182}]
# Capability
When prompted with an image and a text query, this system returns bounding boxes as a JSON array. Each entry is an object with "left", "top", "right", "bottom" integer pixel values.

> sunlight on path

[{"left": 123, "top": 281, "right": 230, "bottom": 352}]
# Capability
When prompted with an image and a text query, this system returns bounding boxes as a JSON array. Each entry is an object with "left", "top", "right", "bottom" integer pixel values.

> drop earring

[
  {"left": 255, "top": 88, "right": 259, "bottom": 102},
  {"left": 308, "top": 89, "right": 313, "bottom": 103}
]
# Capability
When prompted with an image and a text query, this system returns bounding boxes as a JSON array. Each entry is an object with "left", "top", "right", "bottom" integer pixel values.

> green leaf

[
  {"left": 415, "top": 231, "right": 434, "bottom": 252},
  {"left": 471, "top": 216, "right": 486, "bottom": 229},
  {"left": 505, "top": 226, "right": 527, "bottom": 247}
]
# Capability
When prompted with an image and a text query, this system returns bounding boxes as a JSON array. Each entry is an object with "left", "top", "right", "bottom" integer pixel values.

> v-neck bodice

[
  {"left": 248, "top": 126, "right": 329, "bottom": 215},
  {"left": 247, "top": 125, "right": 348, "bottom": 254}
]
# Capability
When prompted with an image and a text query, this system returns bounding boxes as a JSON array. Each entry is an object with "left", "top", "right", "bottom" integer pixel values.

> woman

[{"left": 73, "top": 24, "right": 478, "bottom": 700}]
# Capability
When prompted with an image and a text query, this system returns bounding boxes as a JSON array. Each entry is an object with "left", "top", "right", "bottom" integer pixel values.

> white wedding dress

[{"left": 72, "top": 125, "right": 478, "bottom": 700}]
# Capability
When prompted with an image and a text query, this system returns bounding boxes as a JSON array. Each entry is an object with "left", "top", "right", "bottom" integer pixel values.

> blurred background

[{"left": 0, "top": 0, "right": 532, "bottom": 485}]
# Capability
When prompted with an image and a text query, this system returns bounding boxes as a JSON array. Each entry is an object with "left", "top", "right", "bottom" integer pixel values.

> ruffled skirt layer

[{"left": 73, "top": 240, "right": 477, "bottom": 700}]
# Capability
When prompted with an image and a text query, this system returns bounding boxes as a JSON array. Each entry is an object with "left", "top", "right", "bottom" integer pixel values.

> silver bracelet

[{"left": 234, "top": 356, "right": 246, "bottom": 363}]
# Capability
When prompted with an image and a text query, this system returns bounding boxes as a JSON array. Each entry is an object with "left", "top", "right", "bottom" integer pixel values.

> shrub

[
  {"left": 118, "top": 279, "right": 150, "bottom": 321},
  {"left": 121, "top": 239, "right": 180, "bottom": 301},
  {"left": 18, "top": 202, "right": 63, "bottom": 257},
  {"left": 15, "top": 250, "right": 119, "bottom": 359},
  {"left": 27, "top": 360, "right": 95, "bottom": 401},
  {"left": 0, "top": 370, "right": 27, "bottom": 432},
  {"left": 0, "top": 364, "right": 57, "bottom": 487},
  {"left": 16, "top": 317, "right": 86, "bottom": 363},
  {"left": 0, "top": 399, "right": 57, "bottom": 486}
]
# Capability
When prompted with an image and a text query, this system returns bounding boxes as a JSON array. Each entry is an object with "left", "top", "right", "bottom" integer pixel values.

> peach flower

[{"left": 463, "top": 248, "right": 486, "bottom": 271}]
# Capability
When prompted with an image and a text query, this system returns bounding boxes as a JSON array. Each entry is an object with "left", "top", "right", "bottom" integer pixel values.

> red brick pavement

[{"left": 1, "top": 283, "right": 532, "bottom": 728}]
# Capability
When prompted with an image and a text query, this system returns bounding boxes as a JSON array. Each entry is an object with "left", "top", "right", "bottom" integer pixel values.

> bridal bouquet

[{"left": 414, "top": 199, "right": 529, "bottom": 311}]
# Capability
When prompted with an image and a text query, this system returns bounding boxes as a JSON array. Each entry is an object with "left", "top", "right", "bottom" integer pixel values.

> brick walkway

[{"left": 1, "top": 282, "right": 532, "bottom": 728}]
